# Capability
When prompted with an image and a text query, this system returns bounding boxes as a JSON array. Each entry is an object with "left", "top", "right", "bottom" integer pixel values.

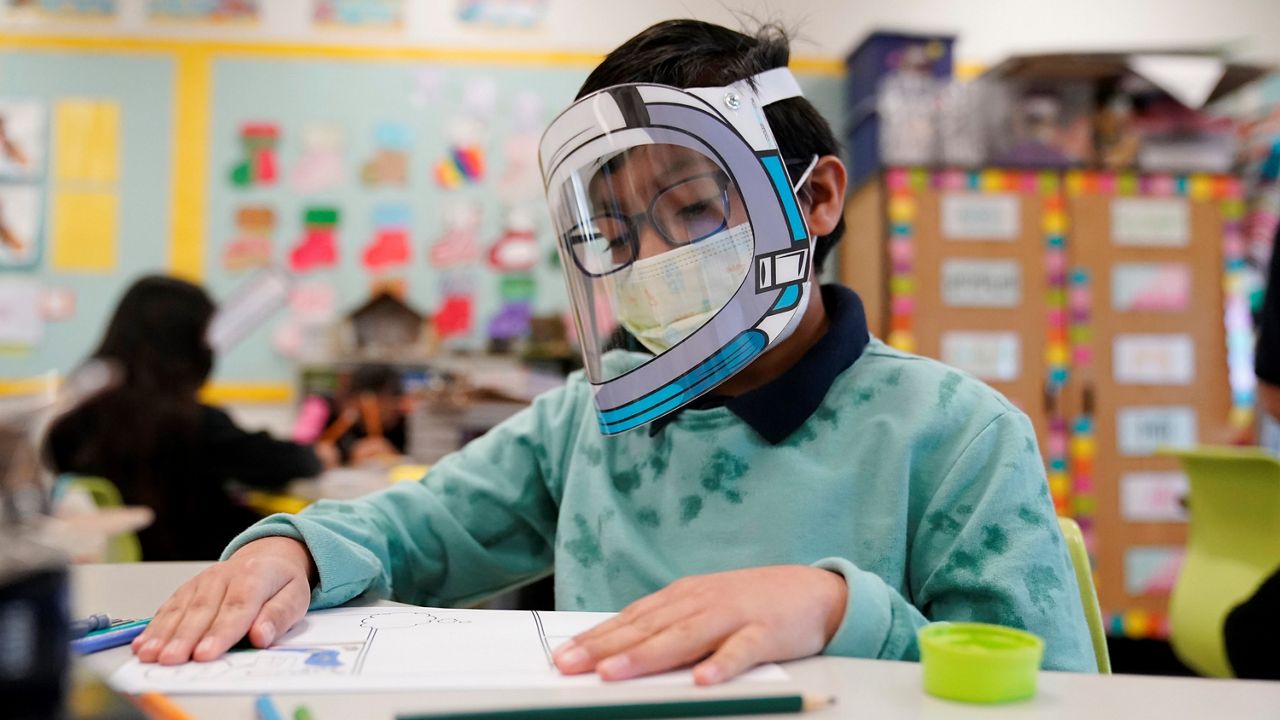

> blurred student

[
  {"left": 1229, "top": 223, "right": 1280, "bottom": 679},
  {"left": 43, "top": 276, "right": 323, "bottom": 560},
  {"left": 314, "top": 364, "right": 408, "bottom": 467}
]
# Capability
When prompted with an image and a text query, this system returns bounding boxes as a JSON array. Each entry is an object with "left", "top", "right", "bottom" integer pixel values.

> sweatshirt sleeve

[
  {"left": 816, "top": 410, "right": 1097, "bottom": 672},
  {"left": 221, "top": 380, "right": 584, "bottom": 610},
  {"left": 200, "top": 406, "right": 323, "bottom": 488}
]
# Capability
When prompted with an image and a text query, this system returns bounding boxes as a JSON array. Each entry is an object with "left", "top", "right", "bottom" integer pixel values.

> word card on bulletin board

[{"left": 0, "top": 41, "right": 846, "bottom": 389}]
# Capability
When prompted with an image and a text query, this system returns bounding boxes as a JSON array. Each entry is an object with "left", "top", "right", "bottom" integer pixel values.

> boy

[{"left": 133, "top": 20, "right": 1095, "bottom": 681}]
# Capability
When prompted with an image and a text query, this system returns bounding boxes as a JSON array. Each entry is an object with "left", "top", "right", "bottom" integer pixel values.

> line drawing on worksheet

[{"left": 110, "top": 606, "right": 784, "bottom": 694}]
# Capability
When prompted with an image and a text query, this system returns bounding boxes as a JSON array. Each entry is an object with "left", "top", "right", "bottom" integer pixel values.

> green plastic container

[{"left": 918, "top": 622, "right": 1045, "bottom": 704}]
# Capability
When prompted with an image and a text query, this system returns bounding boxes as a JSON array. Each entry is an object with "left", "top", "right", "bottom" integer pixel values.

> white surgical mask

[{"left": 611, "top": 223, "right": 754, "bottom": 354}]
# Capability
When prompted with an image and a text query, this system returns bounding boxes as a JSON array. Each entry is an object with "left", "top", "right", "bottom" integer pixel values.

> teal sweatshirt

[{"left": 225, "top": 337, "right": 1095, "bottom": 671}]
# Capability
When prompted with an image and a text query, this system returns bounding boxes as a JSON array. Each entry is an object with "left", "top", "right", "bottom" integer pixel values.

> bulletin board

[
  {"left": 848, "top": 166, "right": 1253, "bottom": 639},
  {"left": 0, "top": 37, "right": 845, "bottom": 398}
]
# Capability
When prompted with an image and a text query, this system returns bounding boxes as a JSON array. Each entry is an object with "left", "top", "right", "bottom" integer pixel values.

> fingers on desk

[{"left": 130, "top": 562, "right": 307, "bottom": 665}]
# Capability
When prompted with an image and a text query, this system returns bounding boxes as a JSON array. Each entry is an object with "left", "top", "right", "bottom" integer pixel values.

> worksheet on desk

[{"left": 109, "top": 607, "right": 789, "bottom": 694}]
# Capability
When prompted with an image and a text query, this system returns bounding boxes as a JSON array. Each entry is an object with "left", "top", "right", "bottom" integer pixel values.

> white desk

[{"left": 73, "top": 563, "right": 1279, "bottom": 719}]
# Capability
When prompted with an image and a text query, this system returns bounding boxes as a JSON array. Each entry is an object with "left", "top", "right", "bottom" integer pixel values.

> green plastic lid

[{"left": 918, "top": 622, "right": 1045, "bottom": 704}]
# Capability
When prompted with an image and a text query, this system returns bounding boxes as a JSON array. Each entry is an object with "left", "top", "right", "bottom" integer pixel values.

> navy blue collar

[{"left": 648, "top": 284, "right": 870, "bottom": 444}]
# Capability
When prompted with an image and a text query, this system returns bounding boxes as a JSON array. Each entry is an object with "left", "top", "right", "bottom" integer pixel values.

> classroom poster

[
  {"left": 0, "top": 184, "right": 43, "bottom": 270},
  {"left": 1111, "top": 263, "right": 1191, "bottom": 312},
  {"left": 313, "top": 0, "right": 404, "bottom": 29},
  {"left": 0, "top": 278, "right": 44, "bottom": 348},
  {"left": 1113, "top": 334, "right": 1195, "bottom": 385},
  {"left": 1, "top": 0, "right": 117, "bottom": 21},
  {"left": 53, "top": 99, "right": 119, "bottom": 184},
  {"left": 50, "top": 190, "right": 117, "bottom": 272},
  {"left": 0, "top": 99, "right": 46, "bottom": 180},
  {"left": 1124, "top": 546, "right": 1184, "bottom": 596},
  {"left": 1111, "top": 197, "right": 1190, "bottom": 247},
  {"left": 940, "top": 331, "right": 1020, "bottom": 381},
  {"left": 1116, "top": 406, "right": 1198, "bottom": 456},
  {"left": 147, "top": 0, "right": 258, "bottom": 23},
  {"left": 940, "top": 193, "right": 1020, "bottom": 241},
  {"left": 1120, "top": 472, "right": 1189, "bottom": 522},
  {"left": 456, "top": 0, "right": 548, "bottom": 30},
  {"left": 939, "top": 258, "right": 1021, "bottom": 307}
]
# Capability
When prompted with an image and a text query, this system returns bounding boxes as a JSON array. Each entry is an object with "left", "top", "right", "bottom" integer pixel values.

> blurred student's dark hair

[
  {"left": 350, "top": 364, "right": 403, "bottom": 396},
  {"left": 578, "top": 19, "right": 845, "bottom": 272},
  {"left": 44, "top": 276, "right": 215, "bottom": 529}
]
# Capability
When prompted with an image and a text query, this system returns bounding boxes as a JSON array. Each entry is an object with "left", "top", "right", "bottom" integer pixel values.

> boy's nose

[{"left": 633, "top": 222, "right": 668, "bottom": 263}]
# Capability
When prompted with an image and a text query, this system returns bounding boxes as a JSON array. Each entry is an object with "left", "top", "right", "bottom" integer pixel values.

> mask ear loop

[{"left": 793, "top": 154, "right": 819, "bottom": 202}]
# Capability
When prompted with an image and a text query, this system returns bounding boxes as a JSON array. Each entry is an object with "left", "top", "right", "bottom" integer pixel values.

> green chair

[
  {"left": 65, "top": 475, "right": 143, "bottom": 563},
  {"left": 1163, "top": 446, "right": 1280, "bottom": 677},
  {"left": 1058, "top": 516, "right": 1111, "bottom": 673}
]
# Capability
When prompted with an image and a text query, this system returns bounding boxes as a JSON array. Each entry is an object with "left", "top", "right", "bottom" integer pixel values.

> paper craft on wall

[
  {"left": 54, "top": 98, "right": 119, "bottom": 184},
  {"left": 456, "top": 0, "right": 548, "bottom": 30},
  {"left": 941, "top": 193, "right": 1020, "bottom": 241},
  {"left": 289, "top": 207, "right": 340, "bottom": 273},
  {"left": 428, "top": 202, "right": 481, "bottom": 268},
  {"left": 288, "top": 282, "right": 337, "bottom": 326},
  {"left": 488, "top": 302, "right": 531, "bottom": 342},
  {"left": 1124, "top": 546, "right": 1185, "bottom": 596},
  {"left": 0, "top": 99, "right": 46, "bottom": 179},
  {"left": 206, "top": 266, "right": 291, "bottom": 353},
  {"left": 1111, "top": 263, "right": 1191, "bottom": 312},
  {"left": 0, "top": 278, "right": 44, "bottom": 348},
  {"left": 361, "top": 122, "right": 409, "bottom": 187},
  {"left": 38, "top": 286, "right": 75, "bottom": 322},
  {"left": 148, "top": 0, "right": 259, "bottom": 23},
  {"left": 50, "top": 189, "right": 116, "bottom": 272},
  {"left": 292, "top": 123, "right": 344, "bottom": 193},
  {"left": 230, "top": 122, "right": 280, "bottom": 188},
  {"left": 313, "top": 0, "right": 404, "bottom": 28},
  {"left": 1121, "top": 472, "right": 1189, "bottom": 523},
  {"left": 488, "top": 218, "right": 538, "bottom": 272},
  {"left": 499, "top": 274, "right": 536, "bottom": 303},
  {"left": 222, "top": 205, "right": 274, "bottom": 271},
  {"left": 363, "top": 204, "right": 411, "bottom": 272},
  {"left": 1113, "top": 334, "right": 1195, "bottom": 385},
  {"left": 435, "top": 273, "right": 474, "bottom": 340},
  {"left": 1111, "top": 197, "right": 1190, "bottom": 247},
  {"left": 1116, "top": 406, "right": 1198, "bottom": 456},
  {"left": 0, "top": 184, "right": 43, "bottom": 270},
  {"left": 940, "top": 258, "right": 1021, "bottom": 307},
  {"left": 940, "top": 331, "right": 1020, "bottom": 381},
  {"left": 435, "top": 119, "right": 486, "bottom": 189},
  {"left": 2, "top": 0, "right": 117, "bottom": 19}
]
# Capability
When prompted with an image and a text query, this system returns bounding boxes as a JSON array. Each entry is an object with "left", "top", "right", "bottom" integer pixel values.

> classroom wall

[{"left": 5, "top": 0, "right": 1279, "bottom": 64}]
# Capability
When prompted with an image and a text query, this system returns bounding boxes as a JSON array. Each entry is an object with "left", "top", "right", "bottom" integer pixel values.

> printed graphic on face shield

[{"left": 552, "top": 143, "right": 755, "bottom": 376}]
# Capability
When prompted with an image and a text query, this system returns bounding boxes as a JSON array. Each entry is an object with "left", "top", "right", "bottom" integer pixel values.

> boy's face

[{"left": 575, "top": 144, "right": 749, "bottom": 275}]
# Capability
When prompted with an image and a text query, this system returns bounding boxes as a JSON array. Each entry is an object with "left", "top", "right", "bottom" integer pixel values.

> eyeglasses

[{"left": 564, "top": 169, "right": 733, "bottom": 277}]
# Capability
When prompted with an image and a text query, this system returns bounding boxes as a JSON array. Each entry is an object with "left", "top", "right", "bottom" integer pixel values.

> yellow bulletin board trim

[
  {"left": 199, "top": 382, "right": 294, "bottom": 405},
  {"left": 0, "top": 378, "right": 293, "bottom": 404},
  {"left": 0, "top": 35, "right": 844, "bottom": 74}
]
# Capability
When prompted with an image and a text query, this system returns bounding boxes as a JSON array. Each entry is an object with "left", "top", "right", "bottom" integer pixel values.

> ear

[{"left": 800, "top": 155, "right": 847, "bottom": 237}]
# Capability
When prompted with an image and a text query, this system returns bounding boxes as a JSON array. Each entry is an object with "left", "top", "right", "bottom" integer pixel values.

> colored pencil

[
  {"left": 395, "top": 694, "right": 833, "bottom": 720},
  {"left": 256, "top": 694, "right": 285, "bottom": 720},
  {"left": 134, "top": 692, "right": 196, "bottom": 720},
  {"left": 70, "top": 620, "right": 150, "bottom": 654}
]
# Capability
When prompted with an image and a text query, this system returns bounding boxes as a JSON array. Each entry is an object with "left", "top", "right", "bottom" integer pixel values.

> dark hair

[
  {"left": 350, "top": 364, "right": 403, "bottom": 396},
  {"left": 44, "top": 276, "right": 215, "bottom": 516},
  {"left": 578, "top": 20, "right": 845, "bottom": 272}
]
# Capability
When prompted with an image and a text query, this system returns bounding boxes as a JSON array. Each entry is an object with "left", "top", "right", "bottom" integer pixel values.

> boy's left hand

[{"left": 552, "top": 565, "right": 847, "bottom": 685}]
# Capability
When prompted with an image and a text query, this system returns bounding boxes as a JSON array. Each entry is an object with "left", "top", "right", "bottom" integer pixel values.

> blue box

[{"left": 845, "top": 31, "right": 955, "bottom": 188}]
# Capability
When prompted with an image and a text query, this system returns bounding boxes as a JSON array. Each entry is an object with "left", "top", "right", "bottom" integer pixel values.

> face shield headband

[{"left": 540, "top": 67, "right": 815, "bottom": 435}]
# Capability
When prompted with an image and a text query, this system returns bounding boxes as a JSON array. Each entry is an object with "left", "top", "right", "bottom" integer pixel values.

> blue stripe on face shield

[
  {"left": 759, "top": 155, "right": 807, "bottom": 242},
  {"left": 596, "top": 330, "right": 768, "bottom": 434}
]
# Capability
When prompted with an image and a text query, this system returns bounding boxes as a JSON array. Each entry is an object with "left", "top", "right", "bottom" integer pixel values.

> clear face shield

[
  {"left": 541, "top": 69, "right": 815, "bottom": 434},
  {"left": 552, "top": 141, "right": 757, "bottom": 380}
]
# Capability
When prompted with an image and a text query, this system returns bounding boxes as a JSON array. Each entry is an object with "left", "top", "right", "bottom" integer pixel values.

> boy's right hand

[{"left": 131, "top": 536, "right": 315, "bottom": 665}]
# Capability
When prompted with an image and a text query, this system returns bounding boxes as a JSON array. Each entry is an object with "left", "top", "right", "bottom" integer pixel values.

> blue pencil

[
  {"left": 69, "top": 619, "right": 150, "bottom": 654},
  {"left": 255, "top": 695, "right": 285, "bottom": 720}
]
